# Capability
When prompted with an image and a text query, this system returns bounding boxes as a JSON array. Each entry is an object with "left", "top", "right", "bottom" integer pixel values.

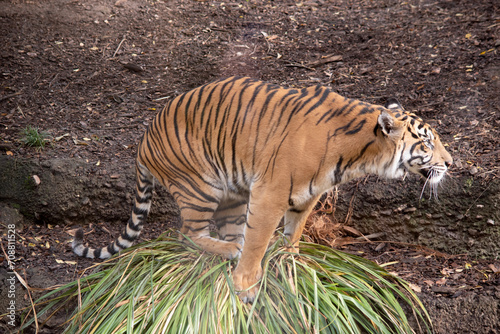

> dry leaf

[
  {"left": 55, "top": 133, "right": 70, "bottom": 141},
  {"left": 73, "top": 139, "right": 89, "bottom": 146},
  {"left": 488, "top": 264, "right": 500, "bottom": 273},
  {"left": 66, "top": 228, "right": 80, "bottom": 237},
  {"left": 436, "top": 277, "right": 447, "bottom": 285},
  {"left": 54, "top": 259, "right": 76, "bottom": 265},
  {"left": 409, "top": 283, "right": 421, "bottom": 293},
  {"left": 423, "top": 280, "right": 434, "bottom": 286},
  {"left": 342, "top": 225, "right": 362, "bottom": 237}
]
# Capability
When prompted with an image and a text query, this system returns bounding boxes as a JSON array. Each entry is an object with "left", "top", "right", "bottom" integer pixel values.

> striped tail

[{"left": 72, "top": 162, "right": 154, "bottom": 259}]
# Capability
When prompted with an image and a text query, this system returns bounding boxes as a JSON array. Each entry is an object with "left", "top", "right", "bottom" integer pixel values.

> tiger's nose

[{"left": 445, "top": 160, "right": 452, "bottom": 168}]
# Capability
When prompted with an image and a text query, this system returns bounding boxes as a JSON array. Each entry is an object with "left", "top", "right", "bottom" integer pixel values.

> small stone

[
  {"left": 469, "top": 166, "right": 478, "bottom": 175},
  {"left": 433, "top": 213, "right": 444, "bottom": 219},
  {"left": 468, "top": 229, "right": 478, "bottom": 236},
  {"left": 115, "top": 181, "right": 126, "bottom": 190},
  {"left": 380, "top": 209, "right": 392, "bottom": 216},
  {"left": 81, "top": 197, "right": 90, "bottom": 205},
  {"left": 487, "top": 219, "right": 495, "bottom": 225},
  {"left": 403, "top": 207, "right": 417, "bottom": 213},
  {"left": 425, "top": 213, "right": 432, "bottom": 219}
]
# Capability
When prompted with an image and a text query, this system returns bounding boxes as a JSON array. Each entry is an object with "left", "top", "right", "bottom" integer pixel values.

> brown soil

[{"left": 0, "top": 0, "right": 499, "bottom": 333}]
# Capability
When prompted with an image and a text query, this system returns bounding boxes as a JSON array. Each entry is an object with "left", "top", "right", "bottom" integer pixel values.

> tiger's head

[{"left": 377, "top": 99, "right": 452, "bottom": 193}]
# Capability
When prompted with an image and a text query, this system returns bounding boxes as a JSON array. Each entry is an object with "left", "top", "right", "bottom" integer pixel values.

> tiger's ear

[
  {"left": 384, "top": 98, "right": 403, "bottom": 111},
  {"left": 378, "top": 111, "right": 403, "bottom": 138}
]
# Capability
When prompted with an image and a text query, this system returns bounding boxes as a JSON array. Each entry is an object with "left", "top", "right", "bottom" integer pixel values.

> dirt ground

[{"left": 1, "top": 0, "right": 499, "bottom": 333}]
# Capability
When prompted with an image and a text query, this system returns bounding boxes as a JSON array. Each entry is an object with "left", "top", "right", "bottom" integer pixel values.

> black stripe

[
  {"left": 180, "top": 204, "right": 216, "bottom": 213},
  {"left": 358, "top": 106, "right": 375, "bottom": 115},
  {"left": 373, "top": 122, "right": 380, "bottom": 136},
  {"left": 184, "top": 224, "right": 210, "bottom": 232},
  {"left": 345, "top": 140, "right": 375, "bottom": 169},
  {"left": 304, "top": 87, "right": 331, "bottom": 116},
  {"left": 217, "top": 201, "right": 247, "bottom": 211},
  {"left": 128, "top": 218, "right": 142, "bottom": 232},
  {"left": 289, "top": 208, "right": 304, "bottom": 213},
  {"left": 334, "top": 156, "right": 344, "bottom": 184},
  {"left": 183, "top": 219, "right": 212, "bottom": 223},
  {"left": 121, "top": 231, "right": 136, "bottom": 242},
  {"left": 116, "top": 239, "right": 129, "bottom": 250},
  {"left": 345, "top": 119, "right": 366, "bottom": 135},
  {"left": 133, "top": 206, "right": 149, "bottom": 216}
]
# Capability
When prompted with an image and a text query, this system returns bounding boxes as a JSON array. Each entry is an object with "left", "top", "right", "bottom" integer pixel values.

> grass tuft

[
  {"left": 20, "top": 231, "right": 431, "bottom": 334},
  {"left": 20, "top": 125, "right": 50, "bottom": 149}
]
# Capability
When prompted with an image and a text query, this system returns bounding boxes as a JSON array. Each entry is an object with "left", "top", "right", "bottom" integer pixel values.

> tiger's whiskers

[{"left": 419, "top": 168, "right": 440, "bottom": 201}]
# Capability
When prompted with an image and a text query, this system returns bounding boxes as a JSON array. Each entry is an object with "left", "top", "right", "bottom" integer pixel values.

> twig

[
  {"left": 463, "top": 178, "right": 494, "bottom": 217},
  {"left": 154, "top": 96, "right": 171, "bottom": 101},
  {"left": 306, "top": 55, "right": 343, "bottom": 68},
  {"left": 355, "top": 232, "right": 386, "bottom": 241},
  {"left": 283, "top": 62, "right": 315, "bottom": 71},
  {"left": 113, "top": 35, "right": 127, "bottom": 58},
  {"left": 0, "top": 91, "right": 22, "bottom": 102},
  {"left": 104, "top": 123, "right": 144, "bottom": 130}
]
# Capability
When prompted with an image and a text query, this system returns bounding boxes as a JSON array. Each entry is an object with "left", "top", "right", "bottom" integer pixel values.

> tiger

[{"left": 73, "top": 76, "right": 452, "bottom": 303}]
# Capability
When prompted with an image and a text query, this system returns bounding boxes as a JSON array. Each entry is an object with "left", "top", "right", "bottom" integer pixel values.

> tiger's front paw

[{"left": 233, "top": 265, "right": 262, "bottom": 303}]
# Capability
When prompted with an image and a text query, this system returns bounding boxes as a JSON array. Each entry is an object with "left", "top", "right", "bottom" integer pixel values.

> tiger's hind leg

[
  {"left": 174, "top": 184, "right": 242, "bottom": 260},
  {"left": 214, "top": 199, "right": 248, "bottom": 249}
]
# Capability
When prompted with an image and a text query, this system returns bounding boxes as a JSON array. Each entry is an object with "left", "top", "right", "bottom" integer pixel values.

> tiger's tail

[{"left": 72, "top": 162, "right": 154, "bottom": 259}]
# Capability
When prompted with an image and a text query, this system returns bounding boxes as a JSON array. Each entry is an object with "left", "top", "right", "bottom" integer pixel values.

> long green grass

[{"left": 21, "top": 231, "right": 431, "bottom": 333}]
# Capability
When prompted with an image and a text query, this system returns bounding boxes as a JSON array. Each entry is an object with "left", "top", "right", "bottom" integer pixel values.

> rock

[
  {"left": 380, "top": 209, "right": 392, "bottom": 216},
  {"left": 0, "top": 203, "right": 25, "bottom": 229},
  {"left": 403, "top": 207, "right": 417, "bottom": 213}
]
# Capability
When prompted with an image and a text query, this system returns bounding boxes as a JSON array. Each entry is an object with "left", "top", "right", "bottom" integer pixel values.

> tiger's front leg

[
  {"left": 283, "top": 195, "right": 321, "bottom": 253},
  {"left": 232, "top": 192, "right": 287, "bottom": 303}
]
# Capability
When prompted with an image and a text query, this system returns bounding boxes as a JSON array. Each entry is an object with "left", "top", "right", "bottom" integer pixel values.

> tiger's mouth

[
  {"left": 419, "top": 168, "right": 431, "bottom": 179},
  {"left": 417, "top": 165, "right": 448, "bottom": 200},
  {"left": 418, "top": 166, "right": 447, "bottom": 184}
]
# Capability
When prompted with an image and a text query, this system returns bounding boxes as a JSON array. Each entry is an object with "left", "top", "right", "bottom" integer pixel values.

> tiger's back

[{"left": 73, "top": 76, "right": 452, "bottom": 303}]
